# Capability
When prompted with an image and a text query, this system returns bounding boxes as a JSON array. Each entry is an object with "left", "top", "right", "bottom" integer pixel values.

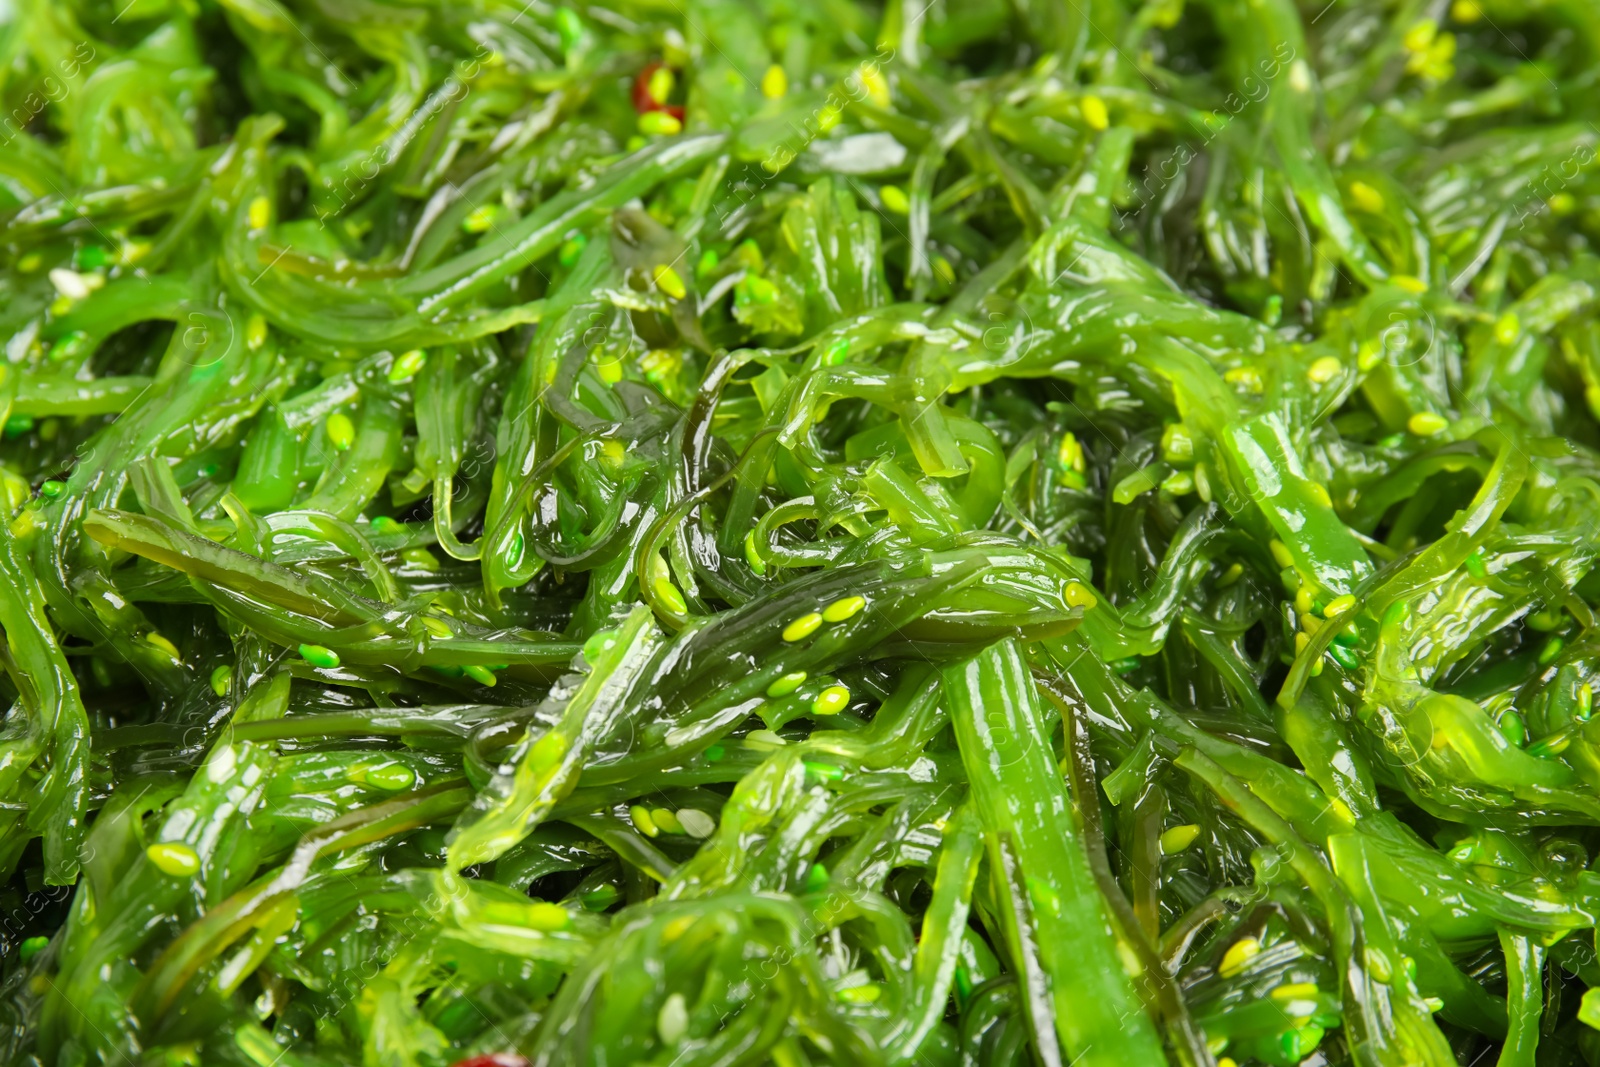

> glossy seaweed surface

[{"left": 3, "top": 0, "right": 1600, "bottom": 1065}]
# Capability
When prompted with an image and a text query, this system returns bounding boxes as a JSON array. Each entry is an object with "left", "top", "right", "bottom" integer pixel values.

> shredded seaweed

[{"left": 4, "top": 0, "right": 1600, "bottom": 1064}]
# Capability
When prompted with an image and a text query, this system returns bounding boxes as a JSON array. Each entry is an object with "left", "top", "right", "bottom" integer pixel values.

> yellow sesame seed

[
  {"left": 782, "top": 612, "right": 823, "bottom": 642},
  {"left": 325, "top": 412, "right": 355, "bottom": 451},
  {"left": 857, "top": 62, "right": 890, "bottom": 108},
  {"left": 812, "top": 685, "right": 851, "bottom": 716},
  {"left": 147, "top": 842, "right": 201, "bottom": 877},
  {"left": 1403, "top": 18, "right": 1438, "bottom": 54},
  {"left": 1159, "top": 824, "right": 1200, "bottom": 853},
  {"left": 1081, "top": 95, "right": 1109, "bottom": 131},
  {"left": 1307, "top": 356, "right": 1342, "bottom": 384},
  {"left": 761, "top": 64, "right": 788, "bottom": 99},
  {"left": 821, "top": 595, "right": 866, "bottom": 622},
  {"left": 638, "top": 110, "right": 682, "bottom": 136},
  {"left": 1269, "top": 540, "right": 1295, "bottom": 569},
  {"left": 1324, "top": 594, "right": 1358, "bottom": 616},
  {"left": 1348, "top": 181, "right": 1384, "bottom": 213},
  {"left": 646, "top": 66, "right": 676, "bottom": 106},
  {"left": 1058, "top": 431, "right": 1085, "bottom": 473},
  {"left": 653, "top": 264, "right": 687, "bottom": 300},
  {"left": 1288, "top": 59, "right": 1312, "bottom": 93},
  {"left": 1408, "top": 412, "right": 1448, "bottom": 436},
  {"left": 1218, "top": 937, "right": 1261, "bottom": 977},
  {"left": 463, "top": 205, "right": 498, "bottom": 233},
  {"left": 145, "top": 632, "right": 182, "bottom": 661},
  {"left": 1493, "top": 311, "right": 1521, "bottom": 345},
  {"left": 653, "top": 577, "right": 687, "bottom": 615},
  {"left": 629, "top": 805, "right": 659, "bottom": 837},
  {"left": 526, "top": 902, "right": 570, "bottom": 930}
]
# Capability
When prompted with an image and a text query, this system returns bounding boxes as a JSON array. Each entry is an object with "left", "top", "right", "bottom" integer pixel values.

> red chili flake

[{"left": 449, "top": 1056, "right": 530, "bottom": 1067}]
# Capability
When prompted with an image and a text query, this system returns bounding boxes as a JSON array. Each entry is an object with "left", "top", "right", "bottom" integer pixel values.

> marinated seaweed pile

[{"left": 3, "top": 0, "right": 1600, "bottom": 1065}]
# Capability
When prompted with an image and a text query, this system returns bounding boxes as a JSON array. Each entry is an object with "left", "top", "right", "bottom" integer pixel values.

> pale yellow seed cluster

[
  {"left": 1403, "top": 19, "right": 1456, "bottom": 81},
  {"left": 1223, "top": 365, "right": 1263, "bottom": 393}
]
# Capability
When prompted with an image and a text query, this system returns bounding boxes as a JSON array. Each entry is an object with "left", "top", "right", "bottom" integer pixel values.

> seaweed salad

[{"left": 3, "top": 0, "right": 1600, "bottom": 1063}]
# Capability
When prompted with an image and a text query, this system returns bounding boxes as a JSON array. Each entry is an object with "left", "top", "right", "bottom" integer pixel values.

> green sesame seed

[
  {"left": 388, "top": 349, "right": 428, "bottom": 383},
  {"left": 653, "top": 577, "right": 688, "bottom": 615},
  {"left": 361, "top": 763, "right": 416, "bottom": 790},
  {"left": 766, "top": 671, "right": 807, "bottom": 698},
  {"left": 803, "top": 861, "right": 829, "bottom": 891},
  {"left": 744, "top": 531, "right": 768, "bottom": 576},
  {"left": 1159, "top": 824, "right": 1201, "bottom": 854},
  {"left": 559, "top": 233, "right": 588, "bottom": 267},
  {"left": 298, "top": 644, "right": 341, "bottom": 670},
  {"left": 325, "top": 411, "right": 355, "bottom": 451}
]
